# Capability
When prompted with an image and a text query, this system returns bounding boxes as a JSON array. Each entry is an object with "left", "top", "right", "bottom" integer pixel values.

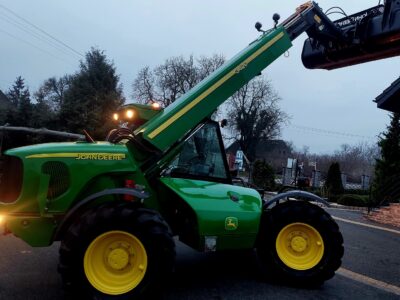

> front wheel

[
  {"left": 58, "top": 203, "right": 175, "bottom": 299},
  {"left": 257, "top": 201, "right": 343, "bottom": 286}
]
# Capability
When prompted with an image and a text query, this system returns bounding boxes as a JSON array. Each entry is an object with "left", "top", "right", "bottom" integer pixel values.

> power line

[
  {"left": 289, "top": 124, "right": 375, "bottom": 140},
  {"left": 0, "top": 11, "right": 80, "bottom": 60},
  {"left": 0, "top": 28, "right": 76, "bottom": 68},
  {"left": 0, "top": 3, "right": 84, "bottom": 58},
  {"left": 0, "top": 10, "right": 80, "bottom": 59}
]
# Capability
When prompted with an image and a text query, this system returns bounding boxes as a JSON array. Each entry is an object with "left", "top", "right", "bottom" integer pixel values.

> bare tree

[
  {"left": 132, "top": 67, "right": 155, "bottom": 104},
  {"left": 132, "top": 54, "right": 225, "bottom": 106},
  {"left": 333, "top": 142, "right": 379, "bottom": 180},
  {"left": 132, "top": 55, "right": 287, "bottom": 163},
  {"left": 197, "top": 54, "right": 225, "bottom": 80},
  {"left": 227, "top": 77, "right": 288, "bottom": 161},
  {"left": 293, "top": 142, "right": 379, "bottom": 181}
]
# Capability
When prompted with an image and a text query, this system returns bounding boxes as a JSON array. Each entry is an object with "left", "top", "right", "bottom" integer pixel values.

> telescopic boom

[{"left": 136, "top": 1, "right": 400, "bottom": 153}]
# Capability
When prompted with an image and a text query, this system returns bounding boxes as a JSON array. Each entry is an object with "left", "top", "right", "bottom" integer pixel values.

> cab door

[
  {"left": 161, "top": 121, "right": 262, "bottom": 251},
  {"left": 166, "top": 121, "right": 232, "bottom": 184}
]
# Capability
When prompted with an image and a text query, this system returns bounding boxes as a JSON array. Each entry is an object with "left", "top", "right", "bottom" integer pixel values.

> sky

[{"left": 0, "top": 0, "right": 397, "bottom": 154}]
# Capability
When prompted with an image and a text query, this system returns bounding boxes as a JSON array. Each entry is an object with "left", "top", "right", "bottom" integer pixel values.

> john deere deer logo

[{"left": 225, "top": 217, "right": 238, "bottom": 231}]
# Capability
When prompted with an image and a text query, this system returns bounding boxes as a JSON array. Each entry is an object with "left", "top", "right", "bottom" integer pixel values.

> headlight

[
  {"left": 126, "top": 110, "right": 134, "bottom": 119},
  {"left": 113, "top": 113, "right": 119, "bottom": 121},
  {"left": 0, "top": 214, "right": 5, "bottom": 225}
]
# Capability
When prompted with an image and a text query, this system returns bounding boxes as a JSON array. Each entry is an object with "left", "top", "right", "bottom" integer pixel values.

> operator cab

[{"left": 163, "top": 120, "right": 232, "bottom": 184}]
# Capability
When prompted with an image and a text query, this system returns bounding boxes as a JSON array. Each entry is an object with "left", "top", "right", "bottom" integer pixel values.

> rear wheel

[
  {"left": 257, "top": 201, "right": 343, "bottom": 286},
  {"left": 59, "top": 203, "right": 175, "bottom": 299}
]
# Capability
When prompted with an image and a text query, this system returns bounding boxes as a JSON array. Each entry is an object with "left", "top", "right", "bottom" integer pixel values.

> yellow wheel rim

[
  {"left": 84, "top": 230, "right": 148, "bottom": 295},
  {"left": 276, "top": 223, "right": 324, "bottom": 271}
]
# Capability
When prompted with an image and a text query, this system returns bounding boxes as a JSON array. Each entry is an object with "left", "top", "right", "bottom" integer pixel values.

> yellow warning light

[{"left": 151, "top": 102, "right": 161, "bottom": 109}]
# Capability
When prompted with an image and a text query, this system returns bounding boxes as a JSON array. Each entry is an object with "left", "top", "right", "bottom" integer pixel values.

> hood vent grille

[{"left": 42, "top": 161, "right": 70, "bottom": 200}]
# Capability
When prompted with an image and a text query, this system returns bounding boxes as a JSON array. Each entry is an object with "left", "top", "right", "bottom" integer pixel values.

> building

[
  {"left": 226, "top": 140, "right": 292, "bottom": 172},
  {"left": 375, "top": 76, "right": 400, "bottom": 113}
]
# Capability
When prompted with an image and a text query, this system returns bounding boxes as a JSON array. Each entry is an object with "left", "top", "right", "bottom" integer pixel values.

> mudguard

[
  {"left": 54, "top": 188, "right": 149, "bottom": 240},
  {"left": 264, "top": 190, "right": 330, "bottom": 209}
]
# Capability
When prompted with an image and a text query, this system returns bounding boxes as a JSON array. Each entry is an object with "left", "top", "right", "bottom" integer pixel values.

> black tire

[
  {"left": 58, "top": 202, "right": 175, "bottom": 299},
  {"left": 256, "top": 201, "right": 343, "bottom": 286}
]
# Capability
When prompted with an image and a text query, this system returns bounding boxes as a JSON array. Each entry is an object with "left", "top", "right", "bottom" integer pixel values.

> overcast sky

[{"left": 0, "top": 0, "right": 397, "bottom": 154}]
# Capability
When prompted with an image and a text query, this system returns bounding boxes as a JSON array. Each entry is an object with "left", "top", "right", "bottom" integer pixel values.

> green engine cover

[{"left": 0, "top": 141, "right": 149, "bottom": 246}]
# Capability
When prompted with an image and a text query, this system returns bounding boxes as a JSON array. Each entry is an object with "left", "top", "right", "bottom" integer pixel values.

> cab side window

[{"left": 167, "top": 123, "right": 229, "bottom": 182}]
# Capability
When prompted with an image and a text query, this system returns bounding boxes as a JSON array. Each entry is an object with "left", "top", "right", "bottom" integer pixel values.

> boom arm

[
  {"left": 136, "top": 27, "right": 292, "bottom": 152},
  {"left": 135, "top": 1, "right": 400, "bottom": 153}
]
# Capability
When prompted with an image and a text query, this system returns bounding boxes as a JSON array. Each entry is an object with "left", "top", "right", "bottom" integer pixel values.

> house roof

[
  {"left": 375, "top": 77, "right": 400, "bottom": 113},
  {"left": 226, "top": 140, "right": 290, "bottom": 156}
]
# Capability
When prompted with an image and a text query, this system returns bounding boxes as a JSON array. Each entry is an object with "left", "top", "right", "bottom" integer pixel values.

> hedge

[{"left": 337, "top": 194, "right": 370, "bottom": 207}]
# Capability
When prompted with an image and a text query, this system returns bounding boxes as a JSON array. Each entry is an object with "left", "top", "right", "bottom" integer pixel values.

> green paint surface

[{"left": 160, "top": 178, "right": 262, "bottom": 250}]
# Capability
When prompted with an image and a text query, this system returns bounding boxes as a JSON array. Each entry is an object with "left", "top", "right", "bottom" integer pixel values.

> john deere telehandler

[{"left": 1, "top": 1, "right": 400, "bottom": 298}]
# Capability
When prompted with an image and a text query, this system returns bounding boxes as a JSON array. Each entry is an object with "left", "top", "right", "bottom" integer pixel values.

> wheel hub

[
  {"left": 290, "top": 236, "right": 307, "bottom": 253},
  {"left": 107, "top": 248, "right": 130, "bottom": 270}
]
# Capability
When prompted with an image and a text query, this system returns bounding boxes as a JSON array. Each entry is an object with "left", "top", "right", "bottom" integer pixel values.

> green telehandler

[{"left": 1, "top": 1, "right": 400, "bottom": 298}]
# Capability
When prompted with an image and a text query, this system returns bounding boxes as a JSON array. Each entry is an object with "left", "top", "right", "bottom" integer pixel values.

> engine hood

[{"left": 6, "top": 141, "right": 128, "bottom": 160}]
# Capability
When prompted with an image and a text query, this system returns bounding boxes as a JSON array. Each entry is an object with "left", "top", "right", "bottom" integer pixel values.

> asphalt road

[{"left": 0, "top": 208, "right": 399, "bottom": 300}]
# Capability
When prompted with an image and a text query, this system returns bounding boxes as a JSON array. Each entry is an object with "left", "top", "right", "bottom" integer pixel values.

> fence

[{"left": 281, "top": 167, "right": 371, "bottom": 191}]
